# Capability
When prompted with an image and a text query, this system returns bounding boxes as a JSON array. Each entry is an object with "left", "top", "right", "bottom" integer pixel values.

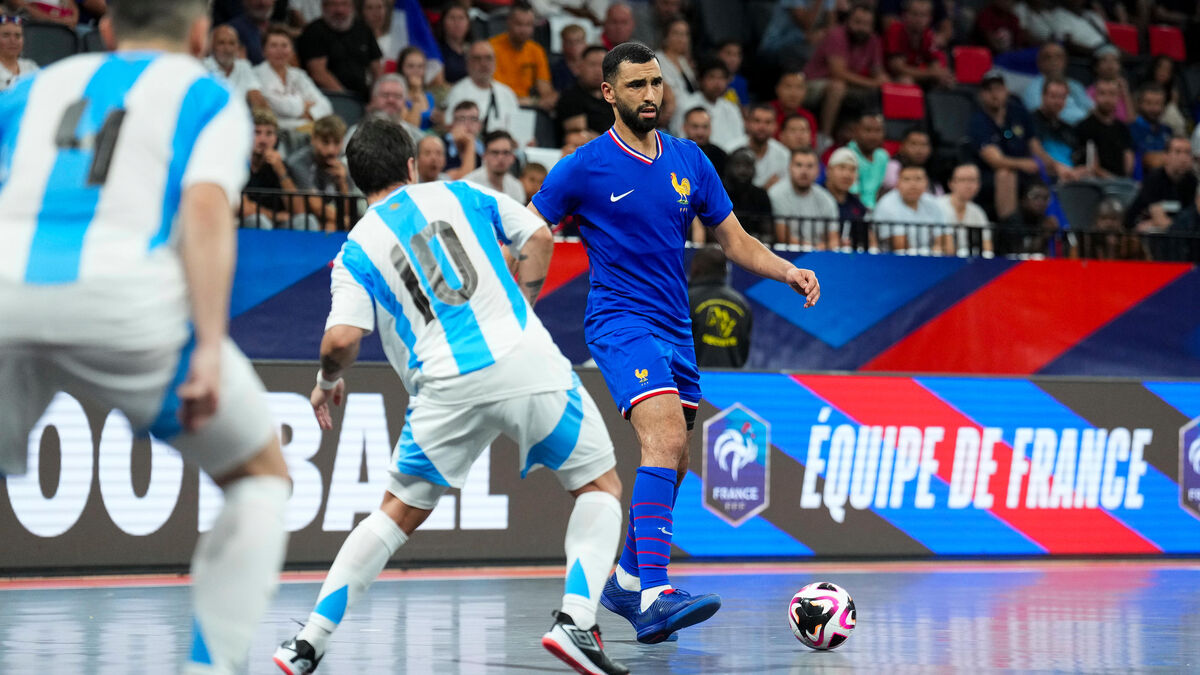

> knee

[{"left": 828, "top": 79, "right": 847, "bottom": 96}]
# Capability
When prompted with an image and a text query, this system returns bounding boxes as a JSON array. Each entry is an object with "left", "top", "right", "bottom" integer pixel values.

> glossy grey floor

[{"left": 1, "top": 561, "right": 1198, "bottom": 674}]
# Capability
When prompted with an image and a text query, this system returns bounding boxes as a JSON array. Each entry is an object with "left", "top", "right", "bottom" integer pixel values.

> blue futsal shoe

[
  {"left": 633, "top": 588, "right": 721, "bottom": 645},
  {"left": 599, "top": 573, "right": 680, "bottom": 642}
]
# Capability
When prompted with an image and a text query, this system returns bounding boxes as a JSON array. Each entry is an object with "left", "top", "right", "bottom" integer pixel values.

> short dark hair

[
  {"left": 697, "top": 58, "right": 729, "bottom": 80},
  {"left": 346, "top": 118, "right": 416, "bottom": 195},
  {"left": 901, "top": 126, "right": 928, "bottom": 141},
  {"left": 111, "top": 0, "right": 206, "bottom": 40},
  {"left": 898, "top": 161, "right": 927, "bottom": 174},
  {"left": 715, "top": 39, "right": 741, "bottom": 52},
  {"left": 689, "top": 246, "right": 728, "bottom": 283},
  {"left": 790, "top": 146, "right": 819, "bottom": 160},
  {"left": 263, "top": 25, "right": 293, "bottom": 48},
  {"left": 848, "top": 1, "right": 874, "bottom": 17},
  {"left": 582, "top": 45, "right": 608, "bottom": 60},
  {"left": 1137, "top": 82, "right": 1166, "bottom": 99},
  {"left": 483, "top": 129, "right": 516, "bottom": 148},
  {"left": 452, "top": 100, "right": 479, "bottom": 114},
  {"left": 683, "top": 106, "right": 710, "bottom": 122},
  {"left": 747, "top": 102, "right": 775, "bottom": 118},
  {"left": 602, "top": 41, "right": 656, "bottom": 85},
  {"left": 781, "top": 113, "right": 811, "bottom": 130},
  {"left": 1042, "top": 76, "right": 1069, "bottom": 94},
  {"left": 510, "top": 1, "right": 534, "bottom": 17}
]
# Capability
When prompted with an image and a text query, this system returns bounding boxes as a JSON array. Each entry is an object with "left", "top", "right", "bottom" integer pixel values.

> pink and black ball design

[{"left": 788, "top": 581, "right": 856, "bottom": 650}]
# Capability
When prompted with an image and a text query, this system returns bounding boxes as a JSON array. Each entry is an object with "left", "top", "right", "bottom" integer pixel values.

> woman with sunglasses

[{"left": 0, "top": 15, "right": 38, "bottom": 90}]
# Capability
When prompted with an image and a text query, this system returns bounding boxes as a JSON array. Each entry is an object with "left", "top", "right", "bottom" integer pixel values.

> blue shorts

[{"left": 588, "top": 327, "right": 701, "bottom": 418}]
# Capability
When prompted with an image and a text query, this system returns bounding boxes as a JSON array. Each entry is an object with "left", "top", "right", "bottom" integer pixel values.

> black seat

[
  {"left": 1055, "top": 181, "right": 1105, "bottom": 231},
  {"left": 81, "top": 29, "right": 107, "bottom": 53},
  {"left": 324, "top": 91, "right": 366, "bottom": 128},
  {"left": 693, "top": 0, "right": 748, "bottom": 52},
  {"left": 926, "top": 89, "right": 974, "bottom": 150},
  {"left": 21, "top": 22, "right": 78, "bottom": 67}
]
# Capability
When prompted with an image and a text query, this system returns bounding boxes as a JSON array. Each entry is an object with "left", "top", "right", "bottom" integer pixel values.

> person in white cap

[{"left": 825, "top": 146, "right": 874, "bottom": 251}]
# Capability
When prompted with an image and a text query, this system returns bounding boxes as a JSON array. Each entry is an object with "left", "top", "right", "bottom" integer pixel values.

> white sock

[
  {"left": 560, "top": 491, "right": 622, "bottom": 629},
  {"left": 640, "top": 585, "right": 672, "bottom": 612},
  {"left": 189, "top": 476, "right": 290, "bottom": 674},
  {"left": 615, "top": 565, "right": 641, "bottom": 592},
  {"left": 297, "top": 510, "right": 408, "bottom": 655}
]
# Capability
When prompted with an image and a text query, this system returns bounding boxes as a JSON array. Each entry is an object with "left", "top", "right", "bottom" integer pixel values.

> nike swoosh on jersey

[{"left": 610, "top": 189, "right": 635, "bottom": 202}]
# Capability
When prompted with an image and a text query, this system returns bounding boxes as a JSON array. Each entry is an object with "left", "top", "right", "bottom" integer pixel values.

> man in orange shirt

[{"left": 489, "top": 1, "right": 558, "bottom": 111}]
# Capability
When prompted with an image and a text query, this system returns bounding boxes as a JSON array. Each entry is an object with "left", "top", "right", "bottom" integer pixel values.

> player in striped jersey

[
  {"left": 0, "top": 3, "right": 290, "bottom": 675},
  {"left": 273, "top": 118, "right": 627, "bottom": 675}
]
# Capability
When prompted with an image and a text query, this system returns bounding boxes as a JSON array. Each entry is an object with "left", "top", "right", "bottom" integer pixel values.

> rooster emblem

[
  {"left": 715, "top": 422, "right": 759, "bottom": 481},
  {"left": 670, "top": 172, "right": 690, "bottom": 205},
  {"left": 634, "top": 368, "right": 649, "bottom": 385},
  {"left": 1190, "top": 436, "right": 1200, "bottom": 475}
]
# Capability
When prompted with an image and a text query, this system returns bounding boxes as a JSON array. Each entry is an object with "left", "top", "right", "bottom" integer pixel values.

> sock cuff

[
  {"left": 363, "top": 510, "right": 408, "bottom": 553},
  {"left": 574, "top": 490, "right": 622, "bottom": 517},
  {"left": 636, "top": 466, "right": 677, "bottom": 483},
  {"left": 222, "top": 475, "right": 291, "bottom": 512}
]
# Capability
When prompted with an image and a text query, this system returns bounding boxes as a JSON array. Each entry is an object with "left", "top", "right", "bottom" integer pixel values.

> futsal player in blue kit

[{"left": 529, "top": 42, "right": 821, "bottom": 644}]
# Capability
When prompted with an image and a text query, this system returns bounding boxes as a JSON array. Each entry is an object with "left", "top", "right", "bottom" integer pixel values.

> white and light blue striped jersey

[
  {"left": 0, "top": 51, "right": 250, "bottom": 349},
  {"left": 326, "top": 180, "right": 572, "bottom": 403}
]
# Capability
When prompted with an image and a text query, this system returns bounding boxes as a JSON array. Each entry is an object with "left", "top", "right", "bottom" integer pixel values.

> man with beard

[
  {"left": 287, "top": 114, "right": 358, "bottom": 231},
  {"left": 204, "top": 24, "right": 268, "bottom": 110},
  {"left": 804, "top": 2, "right": 887, "bottom": 137},
  {"left": 672, "top": 60, "right": 748, "bottom": 154},
  {"left": 529, "top": 41, "right": 820, "bottom": 645},
  {"left": 297, "top": 0, "right": 382, "bottom": 101}
]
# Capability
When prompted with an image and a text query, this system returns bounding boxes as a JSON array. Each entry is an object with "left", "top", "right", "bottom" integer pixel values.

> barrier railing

[{"left": 239, "top": 188, "right": 366, "bottom": 233}]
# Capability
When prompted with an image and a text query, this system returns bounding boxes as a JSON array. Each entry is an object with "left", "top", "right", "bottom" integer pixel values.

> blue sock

[
  {"left": 632, "top": 466, "right": 677, "bottom": 590},
  {"left": 617, "top": 507, "right": 639, "bottom": 577}
]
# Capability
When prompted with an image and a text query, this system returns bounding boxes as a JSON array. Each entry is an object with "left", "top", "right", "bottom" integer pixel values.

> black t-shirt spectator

[
  {"left": 699, "top": 143, "right": 727, "bottom": 178},
  {"left": 298, "top": 18, "right": 382, "bottom": 101},
  {"left": 968, "top": 98, "right": 1036, "bottom": 168},
  {"left": 555, "top": 86, "right": 615, "bottom": 139},
  {"left": 725, "top": 179, "right": 774, "bottom": 244},
  {"left": 835, "top": 192, "right": 870, "bottom": 249},
  {"left": 246, "top": 162, "right": 286, "bottom": 212},
  {"left": 439, "top": 39, "right": 468, "bottom": 84},
  {"left": 1126, "top": 168, "right": 1199, "bottom": 228},
  {"left": 689, "top": 281, "right": 753, "bottom": 368},
  {"left": 1074, "top": 114, "right": 1133, "bottom": 178}
]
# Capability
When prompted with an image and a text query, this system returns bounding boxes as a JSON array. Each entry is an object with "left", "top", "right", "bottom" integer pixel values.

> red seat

[
  {"left": 883, "top": 139, "right": 902, "bottom": 157},
  {"left": 952, "top": 46, "right": 992, "bottom": 85},
  {"left": 1148, "top": 25, "right": 1186, "bottom": 61},
  {"left": 1106, "top": 22, "right": 1139, "bottom": 55},
  {"left": 881, "top": 83, "right": 925, "bottom": 120}
]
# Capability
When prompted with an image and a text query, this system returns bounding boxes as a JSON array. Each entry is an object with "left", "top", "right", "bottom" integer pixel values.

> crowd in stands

[{"left": 5, "top": 0, "right": 1200, "bottom": 261}]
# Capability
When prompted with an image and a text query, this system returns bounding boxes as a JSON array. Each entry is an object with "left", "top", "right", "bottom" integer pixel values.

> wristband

[{"left": 316, "top": 369, "right": 343, "bottom": 391}]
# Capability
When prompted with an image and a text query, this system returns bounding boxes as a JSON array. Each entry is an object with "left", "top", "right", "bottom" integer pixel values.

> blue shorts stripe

[
  {"left": 395, "top": 415, "right": 450, "bottom": 486},
  {"left": 523, "top": 378, "right": 585, "bottom": 478},
  {"left": 26, "top": 55, "right": 154, "bottom": 285},
  {"left": 444, "top": 181, "right": 527, "bottom": 330},
  {"left": 146, "top": 331, "right": 196, "bottom": 440},
  {"left": 341, "top": 240, "right": 422, "bottom": 371}
]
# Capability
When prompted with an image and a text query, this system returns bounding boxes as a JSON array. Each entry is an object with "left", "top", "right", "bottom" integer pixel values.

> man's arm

[
  {"left": 311, "top": 324, "right": 365, "bottom": 430},
  {"left": 980, "top": 145, "right": 1039, "bottom": 173},
  {"left": 305, "top": 57, "right": 345, "bottom": 92},
  {"left": 829, "top": 55, "right": 884, "bottom": 88},
  {"left": 1123, "top": 149, "right": 1135, "bottom": 178},
  {"left": 711, "top": 211, "right": 820, "bottom": 307},
  {"left": 513, "top": 224, "right": 553, "bottom": 306}
]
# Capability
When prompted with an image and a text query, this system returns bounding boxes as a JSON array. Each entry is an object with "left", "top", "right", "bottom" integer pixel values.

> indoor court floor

[{"left": 1, "top": 560, "right": 1197, "bottom": 674}]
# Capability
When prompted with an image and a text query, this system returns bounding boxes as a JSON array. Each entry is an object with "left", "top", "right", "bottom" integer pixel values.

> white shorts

[
  {"left": 388, "top": 374, "right": 617, "bottom": 510},
  {"left": 0, "top": 337, "right": 276, "bottom": 479}
]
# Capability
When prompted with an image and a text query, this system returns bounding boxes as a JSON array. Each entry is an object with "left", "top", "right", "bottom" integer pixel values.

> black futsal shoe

[
  {"left": 273, "top": 637, "right": 322, "bottom": 675},
  {"left": 541, "top": 610, "right": 630, "bottom": 675}
]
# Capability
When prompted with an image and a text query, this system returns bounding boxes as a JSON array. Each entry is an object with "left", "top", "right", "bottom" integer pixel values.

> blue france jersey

[{"left": 532, "top": 128, "right": 733, "bottom": 345}]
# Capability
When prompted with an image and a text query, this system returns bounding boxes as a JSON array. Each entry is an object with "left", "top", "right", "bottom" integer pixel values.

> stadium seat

[
  {"left": 694, "top": 0, "right": 749, "bottom": 52},
  {"left": 926, "top": 89, "right": 974, "bottom": 150},
  {"left": 1106, "top": 22, "right": 1139, "bottom": 55},
  {"left": 1148, "top": 25, "right": 1186, "bottom": 61},
  {"left": 1055, "top": 182, "right": 1105, "bottom": 230},
  {"left": 325, "top": 91, "right": 366, "bottom": 128},
  {"left": 952, "top": 46, "right": 991, "bottom": 85},
  {"left": 81, "top": 29, "right": 106, "bottom": 53},
  {"left": 20, "top": 22, "right": 77, "bottom": 67},
  {"left": 881, "top": 83, "right": 925, "bottom": 120}
]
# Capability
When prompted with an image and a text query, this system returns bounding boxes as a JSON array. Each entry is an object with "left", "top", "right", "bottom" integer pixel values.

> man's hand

[
  {"left": 178, "top": 342, "right": 222, "bottom": 432},
  {"left": 787, "top": 267, "right": 821, "bottom": 308},
  {"left": 311, "top": 378, "right": 346, "bottom": 431},
  {"left": 450, "top": 122, "right": 473, "bottom": 148}
]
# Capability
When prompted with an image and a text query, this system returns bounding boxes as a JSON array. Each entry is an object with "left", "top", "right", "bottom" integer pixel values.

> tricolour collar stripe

[{"left": 607, "top": 127, "right": 660, "bottom": 164}]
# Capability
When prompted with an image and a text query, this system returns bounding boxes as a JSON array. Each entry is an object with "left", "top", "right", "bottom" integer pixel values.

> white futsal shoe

[{"left": 273, "top": 637, "right": 322, "bottom": 675}]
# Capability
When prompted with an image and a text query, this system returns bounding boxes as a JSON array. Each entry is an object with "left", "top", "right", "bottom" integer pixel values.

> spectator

[
  {"left": 970, "top": 70, "right": 1039, "bottom": 220},
  {"left": 22, "top": 0, "right": 77, "bottom": 27},
  {"left": 551, "top": 23, "right": 587, "bottom": 94},
  {"left": 230, "top": 0, "right": 275, "bottom": 64},
  {"left": 741, "top": 103, "right": 791, "bottom": 190},
  {"left": 416, "top": 134, "right": 449, "bottom": 183},
  {"left": 1126, "top": 136, "right": 1198, "bottom": 232},
  {"left": 529, "top": 0, "right": 608, "bottom": 22},
  {"left": 682, "top": 107, "right": 727, "bottom": 177},
  {"left": 1142, "top": 56, "right": 1189, "bottom": 137},
  {"left": 1130, "top": 83, "right": 1173, "bottom": 174},
  {"left": 884, "top": 0, "right": 954, "bottom": 89},
  {"left": 289, "top": 0, "right": 325, "bottom": 24},
  {"left": 673, "top": 60, "right": 747, "bottom": 154},
  {"left": 255, "top": 27, "right": 334, "bottom": 131},
  {"left": 1001, "top": 181, "right": 1059, "bottom": 253},
  {"left": 877, "top": 0, "right": 953, "bottom": 45},
  {"left": 205, "top": 24, "right": 269, "bottom": 111},
  {"left": 489, "top": 2, "right": 557, "bottom": 111},
  {"left": 872, "top": 163, "right": 946, "bottom": 252},
  {"left": 717, "top": 148, "right": 774, "bottom": 244},
  {"left": 778, "top": 114, "right": 813, "bottom": 153},
  {"left": 242, "top": 108, "right": 319, "bottom": 230},
  {"left": 769, "top": 148, "right": 839, "bottom": 247},
  {"left": 465, "top": 130, "right": 526, "bottom": 203},
  {"left": 1074, "top": 78, "right": 1134, "bottom": 179},
  {"left": 1045, "top": 0, "right": 1108, "bottom": 57},
  {"left": 1088, "top": 45, "right": 1132, "bottom": 123},
  {"left": 715, "top": 40, "right": 750, "bottom": 107},
  {"left": 556, "top": 45, "right": 615, "bottom": 139},
  {"left": 1086, "top": 198, "right": 1146, "bottom": 260},
  {"left": 298, "top": 0, "right": 382, "bottom": 101},
  {"left": 972, "top": 0, "right": 1028, "bottom": 53},
  {"left": 881, "top": 127, "right": 940, "bottom": 194},
  {"left": 804, "top": 2, "right": 887, "bottom": 137},
  {"left": 599, "top": 3, "right": 635, "bottom": 51},
  {"left": 444, "top": 41, "right": 520, "bottom": 133},
  {"left": 1014, "top": 0, "right": 1056, "bottom": 45},
  {"left": 1022, "top": 43, "right": 1093, "bottom": 125},
  {"left": 286, "top": 114, "right": 356, "bottom": 232},
  {"left": 1029, "top": 77, "right": 1086, "bottom": 182},
  {"left": 847, "top": 112, "right": 890, "bottom": 209},
  {"left": 758, "top": 0, "right": 829, "bottom": 68},
  {"left": 935, "top": 163, "right": 992, "bottom": 256},
  {"left": 359, "top": 73, "right": 423, "bottom": 142},
  {"left": 656, "top": 17, "right": 697, "bottom": 98},
  {"left": 520, "top": 162, "right": 547, "bottom": 204},
  {"left": 396, "top": 46, "right": 436, "bottom": 130},
  {"left": 360, "top": 0, "right": 394, "bottom": 70},
  {"left": 436, "top": 2, "right": 472, "bottom": 84},
  {"left": 1168, "top": 191, "right": 1200, "bottom": 262},
  {"left": 631, "top": 0, "right": 680, "bottom": 50},
  {"left": 0, "top": 15, "right": 36, "bottom": 91},
  {"left": 443, "top": 100, "right": 482, "bottom": 180},
  {"left": 688, "top": 246, "right": 753, "bottom": 369},
  {"left": 770, "top": 69, "right": 818, "bottom": 149},
  {"left": 824, "top": 147, "right": 873, "bottom": 250}
]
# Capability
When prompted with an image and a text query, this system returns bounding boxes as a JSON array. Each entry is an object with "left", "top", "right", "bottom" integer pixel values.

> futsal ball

[{"left": 788, "top": 582, "right": 856, "bottom": 650}]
